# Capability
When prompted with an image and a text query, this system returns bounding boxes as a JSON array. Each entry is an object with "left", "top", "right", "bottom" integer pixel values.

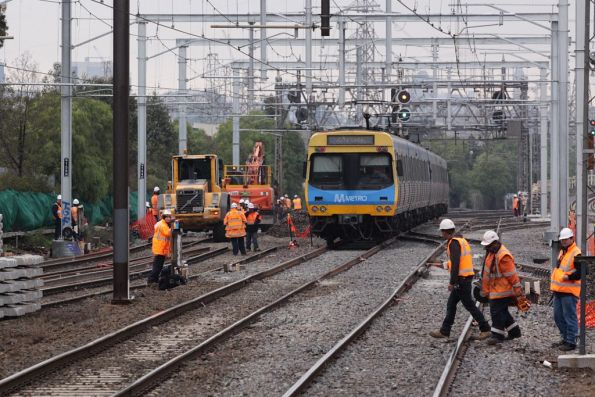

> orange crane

[{"left": 223, "top": 142, "right": 275, "bottom": 228}]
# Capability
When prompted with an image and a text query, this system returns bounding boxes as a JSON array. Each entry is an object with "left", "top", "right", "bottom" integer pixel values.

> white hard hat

[
  {"left": 162, "top": 209, "right": 172, "bottom": 216},
  {"left": 231, "top": 203, "right": 238, "bottom": 209},
  {"left": 57, "top": 194, "right": 62, "bottom": 200},
  {"left": 248, "top": 202, "right": 255, "bottom": 209},
  {"left": 513, "top": 194, "right": 517, "bottom": 197},
  {"left": 145, "top": 201, "right": 150, "bottom": 208},
  {"left": 153, "top": 186, "right": 160, "bottom": 193},
  {"left": 294, "top": 195, "right": 298, "bottom": 198},
  {"left": 285, "top": 194, "right": 288, "bottom": 198},
  {"left": 73, "top": 199, "right": 79, "bottom": 205},
  {"left": 239, "top": 198, "right": 245, "bottom": 203},
  {"left": 481, "top": 230, "right": 500, "bottom": 246},
  {"left": 439, "top": 219, "right": 455, "bottom": 230},
  {"left": 559, "top": 227, "right": 574, "bottom": 240}
]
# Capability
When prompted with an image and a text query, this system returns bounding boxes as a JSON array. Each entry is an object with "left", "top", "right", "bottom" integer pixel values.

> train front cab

[{"left": 304, "top": 131, "right": 398, "bottom": 245}]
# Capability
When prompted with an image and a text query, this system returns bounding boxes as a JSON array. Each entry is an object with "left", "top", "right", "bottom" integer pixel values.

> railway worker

[
  {"left": 430, "top": 219, "right": 491, "bottom": 340},
  {"left": 479, "top": 230, "right": 525, "bottom": 345},
  {"left": 512, "top": 194, "right": 520, "bottom": 217},
  {"left": 151, "top": 186, "right": 160, "bottom": 222},
  {"left": 224, "top": 202, "right": 247, "bottom": 256},
  {"left": 551, "top": 227, "right": 582, "bottom": 351},
  {"left": 71, "top": 199, "right": 80, "bottom": 240},
  {"left": 292, "top": 195, "right": 302, "bottom": 211},
  {"left": 148, "top": 209, "right": 174, "bottom": 286},
  {"left": 52, "top": 194, "right": 62, "bottom": 239},
  {"left": 145, "top": 201, "right": 152, "bottom": 217},
  {"left": 245, "top": 202, "right": 262, "bottom": 252},
  {"left": 284, "top": 194, "right": 292, "bottom": 209}
]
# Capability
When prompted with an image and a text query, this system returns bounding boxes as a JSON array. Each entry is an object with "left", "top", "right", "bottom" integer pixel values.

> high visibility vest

[
  {"left": 292, "top": 197, "right": 302, "bottom": 210},
  {"left": 54, "top": 203, "right": 62, "bottom": 219},
  {"left": 71, "top": 206, "right": 78, "bottom": 224},
  {"left": 284, "top": 198, "right": 291, "bottom": 208},
  {"left": 551, "top": 242, "right": 581, "bottom": 297},
  {"left": 151, "top": 194, "right": 159, "bottom": 216},
  {"left": 246, "top": 210, "right": 261, "bottom": 225},
  {"left": 224, "top": 209, "right": 246, "bottom": 238},
  {"left": 152, "top": 219, "right": 172, "bottom": 256},
  {"left": 447, "top": 237, "right": 474, "bottom": 277},
  {"left": 482, "top": 245, "right": 521, "bottom": 300},
  {"left": 512, "top": 197, "right": 519, "bottom": 210}
]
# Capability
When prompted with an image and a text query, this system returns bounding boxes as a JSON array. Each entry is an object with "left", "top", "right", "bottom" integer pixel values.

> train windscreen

[{"left": 309, "top": 153, "right": 393, "bottom": 190}]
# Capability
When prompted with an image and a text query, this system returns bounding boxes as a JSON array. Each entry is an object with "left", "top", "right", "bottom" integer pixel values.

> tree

[{"left": 0, "top": 10, "right": 8, "bottom": 49}]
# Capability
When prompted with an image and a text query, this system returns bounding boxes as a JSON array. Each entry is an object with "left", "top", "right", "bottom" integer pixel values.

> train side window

[{"left": 396, "top": 159, "right": 404, "bottom": 177}]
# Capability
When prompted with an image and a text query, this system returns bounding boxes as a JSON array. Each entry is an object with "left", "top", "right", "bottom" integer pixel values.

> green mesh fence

[{"left": 0, "top": 190, "right": 140, "bottom": 232}]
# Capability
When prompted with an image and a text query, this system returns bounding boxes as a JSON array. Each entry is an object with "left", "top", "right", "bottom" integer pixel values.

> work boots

[
  {"left": 429, "top": 330, "right": 449, "bottom": 339},
  {"left": 470, "top": 331, "right": 491, "bottom": 341}
]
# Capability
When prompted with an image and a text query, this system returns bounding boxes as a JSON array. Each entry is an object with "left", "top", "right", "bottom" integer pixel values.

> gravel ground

[
  {"left": 0, "top": 235, "right": 322, "bottom": 380},
  {"left": 147, "top": 241, "right": 440, "bottom": 396},
  {"left": 11, "top": 248, "right": 357, "bottom": 395}
]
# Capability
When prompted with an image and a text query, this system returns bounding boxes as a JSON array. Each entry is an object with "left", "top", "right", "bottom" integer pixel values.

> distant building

[{"left": 72, "top": 57, "right": 112, "bottom": 80}]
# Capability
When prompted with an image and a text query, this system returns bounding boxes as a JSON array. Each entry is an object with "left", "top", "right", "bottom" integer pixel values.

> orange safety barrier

[
  {"left": 131, "top": 213, "right": 157, "bottom": 240},
  {"left": 577, "top": 301, "right": 595, "bottom": 328},
  {"left": 287, "top": 214, "right": 311, "bottom": 238}
]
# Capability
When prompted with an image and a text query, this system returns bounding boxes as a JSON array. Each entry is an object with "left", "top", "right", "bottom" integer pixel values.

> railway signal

[
  {"left": 589, "top": 119, "right": 595, "bottom": 136},
  {"left": 390, "top": 88, "right": 412, "bottom": 123}
]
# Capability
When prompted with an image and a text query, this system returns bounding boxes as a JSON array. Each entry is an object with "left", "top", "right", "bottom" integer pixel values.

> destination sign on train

[{"left": 327, "top": 135, "right": 375, "bottom": 145}]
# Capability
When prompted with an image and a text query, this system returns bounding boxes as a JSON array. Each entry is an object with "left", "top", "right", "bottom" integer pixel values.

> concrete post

[
  {"left": 233, "top": 68, "right": 240, "bottom": 164},
  {"left": 178, "top": 45, "right": 188, "bottom": 154},
  {"left": 137, "top": 21, "right": 147, "bottom": 220},
  {"left": 539, "top": 68, "right": 548, "bottom": 217},
  {"left": 60, "top": 0, "right": 72, "bottom": 237}
]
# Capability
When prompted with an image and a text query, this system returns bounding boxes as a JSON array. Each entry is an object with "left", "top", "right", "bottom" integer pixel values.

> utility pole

[
  {"left": 558, "top": 0, "right": 569, "bottom": 228},
  {"left": 539, "top": 68, "right": 548, "bottom": 218},
  {"left": 112, "top": 0, "right": 130, "bottom": 304},
  {"left": 137, "top": 21, "right": 147, "bottom": 220},
  {"left": 550, "top": 19, "right": 560, "bottom": 268},
  {"left": 232, "top": 68, "right": 240, "bottom": 164},
  {"left": 60, "top": 0, "right": 72, "bottom": 236},
  {"left": 178, "top": 45, "right": 188, "bottom": 154}
]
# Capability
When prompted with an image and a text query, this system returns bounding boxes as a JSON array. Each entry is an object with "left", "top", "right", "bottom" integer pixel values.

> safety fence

[{"left": 0, "top": 190, "right": 143, "bottom": 232}]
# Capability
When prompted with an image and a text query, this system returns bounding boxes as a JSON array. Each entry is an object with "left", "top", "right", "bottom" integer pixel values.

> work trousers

[
  {"left": 489, "top": 297, "right": 521, "bottom": 340},
  {"left": 440, "top": 278, "right": 490, "bottom": 336},
  {"left": 246, "top": 230, "right": 259, "bottom": 251},
  {"left": 54, "top": 218, "right": 61, "bottom": 240},
  {"left": 553, "top": 293, "right": 579, "bottom": 346},
  {"left": 148, "top": 255, "right": 166, "bottom": 283},
  {"left": 230, "top": 237, "right": 246, "bottom": 256}
]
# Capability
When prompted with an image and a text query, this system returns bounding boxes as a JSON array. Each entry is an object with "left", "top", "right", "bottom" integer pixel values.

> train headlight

[
  {"left": 376, "top": 206, "right": 383, "bottom": 212},
  {"left": 384, "top": 206, "right": 392, "bottom": 212},
  {"left": 311, "top": 206, "right": 319, "bottom": 212},
  {"left": 320, "top": 206, "right": 327, "bottom": 213}
]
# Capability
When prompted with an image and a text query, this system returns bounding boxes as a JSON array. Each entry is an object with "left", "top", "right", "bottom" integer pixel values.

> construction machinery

[
  {"left": 159, "top": 154, "right": 229, "bottom": 241},
  {"left": 223, "top": 142, "right": 275, "bottom": 228}
]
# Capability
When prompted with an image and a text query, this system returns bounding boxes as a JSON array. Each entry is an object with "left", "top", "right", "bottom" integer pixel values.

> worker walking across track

[
  {"left": 224, "top": 203, "right": 247, "bottom": 255},
  {"left": 430, "top": 219, "right": 491, "bottom": 340},
  {"left": 148, "top": 209, "right": 174, "bottom": 286},
  {"left": 551, "top": 227, "right": 582, "bottom": 351},
  {"left": 478, "top": 230, "right": 527, "bottom": 345}
]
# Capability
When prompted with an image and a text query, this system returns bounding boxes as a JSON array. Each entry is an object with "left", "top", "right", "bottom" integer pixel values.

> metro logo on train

[{"left": 334, "top": 194, "right": 368, "bottom": 203}]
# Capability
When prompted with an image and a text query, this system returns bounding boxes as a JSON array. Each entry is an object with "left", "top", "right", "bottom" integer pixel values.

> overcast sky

[{"left": 1, "top": 1, "right": 570, "bottom": 93}]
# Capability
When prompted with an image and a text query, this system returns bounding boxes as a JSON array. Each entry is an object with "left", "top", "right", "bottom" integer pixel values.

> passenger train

[{"left": 304, "top": 129, "right": 448, "bottom": 246}]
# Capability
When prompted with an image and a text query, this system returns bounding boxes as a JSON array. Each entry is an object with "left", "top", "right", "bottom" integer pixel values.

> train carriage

[{"left": 304, "top": 129, "right": 448, "bottom": 246}]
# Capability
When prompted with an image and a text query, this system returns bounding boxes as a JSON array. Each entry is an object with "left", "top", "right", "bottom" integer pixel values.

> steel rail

[
  {"left": 113, "top": 238, "right": 397, "bottom": 397},
  {"left": 40, "top": 246, "right": 212, "bottom": 295},
  {"left": 281, "top": 240, "right": 447, "bottom": 397},
  {"left": 0, "top": 246, "right": 327, "bottom": 395},
  {"left": 432, "top": 304, "right": 479, "bottom": 397},
  {"left": 40, "top": 246, "right": 282, "bottom": 308}
]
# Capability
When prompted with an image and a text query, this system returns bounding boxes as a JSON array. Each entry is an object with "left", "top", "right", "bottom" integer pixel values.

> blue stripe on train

[{"left": 307, "top": 185, "right": 396, "bottom": 205}]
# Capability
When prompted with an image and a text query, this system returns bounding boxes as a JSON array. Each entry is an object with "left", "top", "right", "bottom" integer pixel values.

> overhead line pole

[
  {"left": 112, "top": 0, "right": 131, "bottom": 304},
  {"left": 137, "top": 21, "right": 147, "bottom": 221},
  {"left": 178, "top": 45, "right": 188, "bottom": 154},
  {"left": 550, "top": 20, "right": 560, "bottom": 269},
  {"left": 558, "top": 0, "right": 569, "bottom": 230},
  {"left": 60, "top": 0, "right": 72, "bottom": 238}
]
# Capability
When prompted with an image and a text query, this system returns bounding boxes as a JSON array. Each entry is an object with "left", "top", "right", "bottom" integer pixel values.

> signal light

[
  {"left": 321, "top": 0, "right": 330, "bottom": 36},
  {"left": 398, "top": 108, "right": 411, "bottom": 122},
  {"left": 590, "top": 120, "right": 595, "bottom": 136},
  {"left": 588, "top": 136, "right": 595, "bottom": 171},
  {"left": 397, "top": 90, "right": 411, "bottom": 104}
]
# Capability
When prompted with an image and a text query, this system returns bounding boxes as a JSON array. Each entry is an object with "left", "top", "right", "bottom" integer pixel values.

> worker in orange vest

[
  {"left": 224, "top": 203, "right": 247, "bottom": 255},
  {"left": 512, "top": 194, "right": 519, "bottom": 217},
  {"left": 71, "top": 198, "right": 80, "bottom": 241},
  {"left": 52, "top": 194, "right": 62, "bottom": 239},
  {"left": 148, "top": 209, "right": 174, "bottom": 285},
  {"left": 430, "top": 219, "right": 491, "bottom": 340},
  {"left": 551, "top": 228, "right": 582, "bottom": 351},
  {"left": 479, "top": 230, "right": 526, "bottom": 345},
  {"left": 292, "top": 195, "right": 302, "bottom": 211},
  {"left": 151, "top": 186, "right": 160, "bottom": 221},
  {"left": 245, "top": 202, "right": 262, "bottom": 252}
]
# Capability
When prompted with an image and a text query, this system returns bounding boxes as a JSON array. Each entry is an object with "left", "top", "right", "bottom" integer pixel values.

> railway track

[{"left": 0, "top": 245, "right": 330, "bottom": 395}]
